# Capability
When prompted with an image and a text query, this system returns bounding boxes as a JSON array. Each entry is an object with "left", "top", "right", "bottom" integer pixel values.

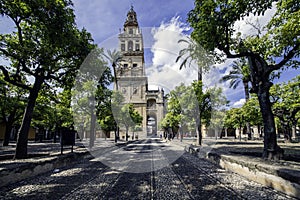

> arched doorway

[
  {"left": 147, "top": 115, "right": 157, "bottom": 136},
  {"left": 147, "top": 99, "right": 157, "bottom": 136}
]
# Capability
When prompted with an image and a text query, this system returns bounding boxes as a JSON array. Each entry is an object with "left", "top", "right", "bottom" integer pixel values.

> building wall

[{"left": 0, "top": 123, "right": 36, "bottom": 141}]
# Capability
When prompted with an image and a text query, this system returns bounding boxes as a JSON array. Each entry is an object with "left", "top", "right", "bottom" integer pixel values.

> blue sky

[
  {"left": 0, "top": 0, "right": 299, "bottom": 107},
  {"left": 72, "top": 0, "right": 299, "bottom": 107},
  {"left": 72, "top": 0, "right": 200, "bottom": 93},
  {"left": 72, "top": 0, "right": 194, "bottom": 44}
]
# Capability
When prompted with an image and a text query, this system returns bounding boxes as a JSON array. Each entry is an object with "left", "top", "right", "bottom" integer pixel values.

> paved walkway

[
  {"left": 0, "top": 138, "right": 297, "bottom": 200},
  {"left": 1, "top": 138, "right": 300, "bottom": 172},
  {"left": 0, "top": 138, "right": 299, "bottom": 199},
  {"left": 1, "top": 138, "right": 300, "bottom": 175},
  {"left": 0, "top": 139, "right": 129, "bottom": 170}
]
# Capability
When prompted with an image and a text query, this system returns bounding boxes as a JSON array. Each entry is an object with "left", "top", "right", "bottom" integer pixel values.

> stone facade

[{"left": 115, "top": 7, "right": 165, "bottom": 139}]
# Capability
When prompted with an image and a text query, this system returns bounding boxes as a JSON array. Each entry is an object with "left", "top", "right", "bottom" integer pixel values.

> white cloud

[
  {"left": 151, "top": 16, "right": 190, "bottom": 66},
  {"left": 146, "top": 16, "right": 197, "bottom": 91},
  {"left": 146, "top": 16, "right": 248, "bottom": 105},
  {"left": 216, "top": 59, "right": 236, "bottom": 72},
  {"left": 203, "top": 68, "right": 222, "bottom": 88},
  {"left": 233, "top": 3, "right": 277, "bottom": 38},
  {"left": 232, "top": 98, "right": 246, "bottom": 108}
]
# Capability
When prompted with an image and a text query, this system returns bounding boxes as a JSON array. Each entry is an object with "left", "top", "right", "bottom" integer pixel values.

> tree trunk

[
  {"left": 292, "top": 125, "right": 297, "bottom": 140},
  {"left": 112, "top": 63, "right": 120, "bottom": 143},
  {"left": 114, "top": 126, "right": 119, "bottom": 143},
  {"left": 3, "top": 108, "right": 17, "bottom": 146},
  {"left": 3, "top": 121, "right": 13, "bottom": 146},
  {"left": 196, "top": 67, "right": 203, "bottom": 146},
  {"left": 125, "top": 126, "right": 129, "bottom": 141},
  {"left": 234, "top": 128, "right": 237, "bottom": 139},
  {"left": 291, "top": 126, "right": 296, "bottom": 141},
  {"left": 196, "top": 117, "right": 202, "bottom": 146},
  {"left": 14, "top": 76, "right": 43, "bottom": 159},
  {"left": 276, "top": 123, "right": 280, "bottom": 138},
  {"left": 247, "top": 54, "right": 283, "bottom": 160},
  {"left": 258, "top": 125, "right": 262, "bottom": 138},
  {"left": 246, "top": 122, "right": 251, "bottom": 140},
  {"left": 198, "top": 66, "right": 202, "bottom": 82},
  {"left": 257, "top": 83, "right": 283, "bottom": 160},
  {"left": 215, "top": 128, "right": 219, "bottom": 140},
  {"left": 243, "top": 81, "right": 252, "bottom": 140},
  {"left": 291, "top": 121, "right": 297, "bottom": 141},
  {"left": 113, "top": 63, "right": 118, "bottom": 90},
  {"left": 132, "top": 131, "right": 135, "bottom": 140},
  {"left": 89, "top": 109, "right": 96, "bottom": 148}
]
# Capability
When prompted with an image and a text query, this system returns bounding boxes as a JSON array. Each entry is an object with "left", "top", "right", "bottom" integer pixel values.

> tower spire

[{"left": 124, "top": 5, "right": 138, "bottom": 28}]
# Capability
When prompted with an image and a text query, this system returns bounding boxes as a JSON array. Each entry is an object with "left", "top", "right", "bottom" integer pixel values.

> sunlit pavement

[{"left": 0, "top": 138, "right": 296, "bottom": 200}]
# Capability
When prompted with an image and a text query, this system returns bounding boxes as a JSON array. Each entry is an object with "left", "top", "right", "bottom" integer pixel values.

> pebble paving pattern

[{"left": 0, "top": 139, "right": 297, "bottom": 200}]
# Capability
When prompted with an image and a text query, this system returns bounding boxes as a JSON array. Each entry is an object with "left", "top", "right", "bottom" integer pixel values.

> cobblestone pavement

[{"left": 0, "top": 138, "right": 296, "bottom": 200}]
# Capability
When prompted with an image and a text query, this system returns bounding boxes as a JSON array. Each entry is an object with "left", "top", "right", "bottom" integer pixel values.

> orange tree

[
  {"left": 0, "top": 0, "right": 93, "bottom": 159},
  {"left": 188, "top": 0, "right": 299, "bottom": 159}
]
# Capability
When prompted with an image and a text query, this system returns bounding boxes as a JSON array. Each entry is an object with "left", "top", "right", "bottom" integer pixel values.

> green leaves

[
  {"left": 220, "top": 58, "right": 250, "bottom": 90},
  {"left": 271, "top": 75, "right": 300, "bottom": 125},
  {"left": 109, "top": 91, "right": 143, "bottom": 133},
  {"left": 0, "top": 0, "right": 96, "bottom": 158},
  {"left": 72, "top": 47, "right": 113, "bottom": 134},
  {"left": 0, "top": 0, "right": 93, "bottom": 91},
  {"left": 189, "top": 0, "right": 299, "bottom": 68},
  {"left": 120, "top": 104, "right": 143, "bottom": 128},
  {"left": 0, "top": 74, "right": 26, "bottom": 124},
  {"left": 242, "top": 95, "right": 263, "bottom": 126},
  {"left": 160, "top": 81, "right": 226, "bottom": 134},
  {"left": 188, "top": 0, "right": 299, "bottom": 155},
  {"left": 176, "top": 37, "right": 215, "bottom": 81},
  {"left": 102, "top": 49, "right": 123, "bottom": 90},
  {"left": 224, "top": 107, "right": 244, "bottom": 129}
]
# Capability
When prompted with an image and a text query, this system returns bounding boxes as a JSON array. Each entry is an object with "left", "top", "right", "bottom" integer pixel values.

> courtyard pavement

[{"left": 0, "top": 137, "right": 299, "bottom": 199}]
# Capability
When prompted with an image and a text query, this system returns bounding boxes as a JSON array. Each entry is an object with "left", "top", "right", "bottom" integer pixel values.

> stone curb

[
  {"left": 205, "top": 151, "right": 300, "bottom": 199},
  {"left": 179, "top": 140, "right": 300, "bottom": 199},
  {"left": 0, "top": 151, "right": 93, "bottom": 188}
]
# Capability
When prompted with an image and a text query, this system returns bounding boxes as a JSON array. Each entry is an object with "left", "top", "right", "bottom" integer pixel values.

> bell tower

[
  {"left": 117, "top": 6, "right": 145, "bottom": 78},
  {"left": 117, "top": 6, "right": 148, "bottom": 138},
  {"left": 115, "top": 6, "right": 165, "bottom": 139}
]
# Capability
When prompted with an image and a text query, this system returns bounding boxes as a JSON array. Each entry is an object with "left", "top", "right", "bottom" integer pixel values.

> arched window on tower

[
  {"left": 121, "top": 43, "right": 125, "bottom": 51},
  {"left": 128, "top": 41, "right": 133, "bottom": 51},
  {"left": 135, "top": 43, "right": 140, "bottom": 51},
  {"left": 129, "top": 28, "right": 133, "bottom": 34}
]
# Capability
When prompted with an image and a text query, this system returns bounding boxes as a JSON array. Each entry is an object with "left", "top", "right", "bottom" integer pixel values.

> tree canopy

[
  {"left": 0, "top": 74, "right": 26, "bottom": 146},
  {"left": 110, "top": 91, "right": 143, "bottom": 141},
  {"left": 271, "top": 76, "right": 300, "bottom": 140},
  {"left": 161, "top": 81, "right": 226, "bottom": 144},
  {"left": 176, "top": 37, "right": 214, "bottom": 81},
  {"left": 188, "top": 0, "right": 299, "bottom": 159},
  {"left": 0, "top": 0, "right": 94, "bottom": 158}
]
